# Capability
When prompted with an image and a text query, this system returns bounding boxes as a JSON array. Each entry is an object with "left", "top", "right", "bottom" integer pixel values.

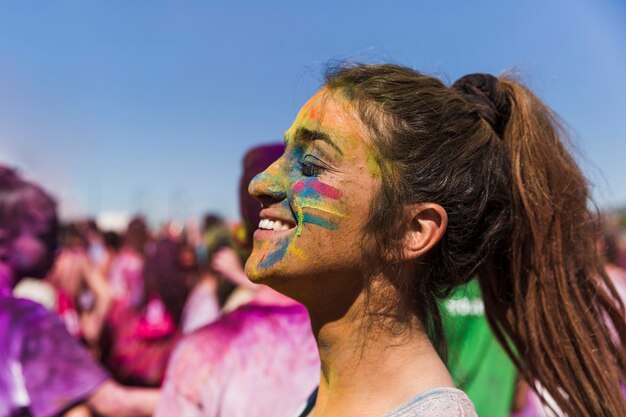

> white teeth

[{"left": 258, "top": 218, "right": 292, "bottom": 231}]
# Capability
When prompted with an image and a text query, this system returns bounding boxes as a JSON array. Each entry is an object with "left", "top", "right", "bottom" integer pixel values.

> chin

[
  {"left": 244, "top": 256, "right": 276, "bottom": 284},
  {"left": 244, "top": 257, "right": 300, "bottom": 292}
]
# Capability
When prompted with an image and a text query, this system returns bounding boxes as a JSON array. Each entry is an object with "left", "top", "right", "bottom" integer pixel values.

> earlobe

[{"left": 403, "top": 203, "right": 448, "bottom": 261}]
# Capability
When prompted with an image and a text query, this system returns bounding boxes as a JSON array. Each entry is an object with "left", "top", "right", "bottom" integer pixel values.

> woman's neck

[{"left": 308, "top": 285, "right": 454, "bottom": 417}]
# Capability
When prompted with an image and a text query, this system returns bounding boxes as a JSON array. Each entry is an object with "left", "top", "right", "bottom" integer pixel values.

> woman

[
  {"left": 107, "top": 216, "right": 149, "bottom": 310},
  {"left": 45, "top": 224, "right": 112, "bottom": 350},
  {"left": 245, "top": 64, "right": 626, "bottom": 416},
  {"left": 106, "top": 236, "right": 196, "bottom": 386}
]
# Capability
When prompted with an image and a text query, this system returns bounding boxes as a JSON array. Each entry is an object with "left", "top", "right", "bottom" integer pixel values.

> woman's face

[{"left": 246, "top": 88, "right": 382, "bottom": 288}]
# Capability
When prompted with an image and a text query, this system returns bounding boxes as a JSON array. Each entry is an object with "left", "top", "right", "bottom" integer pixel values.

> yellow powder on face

[
  {"left": 287, "top": 244, "right": 307, "bottom": 260},
  {"left": 366, "top": 152, "right": 381, "bottom": 179},
  {"left": 296, "top": 198, "right": 347, "bottom": 218},
  {"left": 295, "top": 205, "right": 304, "bottom": 236}
]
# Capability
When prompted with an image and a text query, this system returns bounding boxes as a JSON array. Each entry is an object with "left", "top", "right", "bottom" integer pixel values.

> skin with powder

[
  {"left": 247, "top": 88, "right": 379, "bottom": 284},
  {"left": 246, "top": 88, "right": 455, "bottom": 417},
  {"left": 245, "top": 61, "right": 626, "bottom": 417}
]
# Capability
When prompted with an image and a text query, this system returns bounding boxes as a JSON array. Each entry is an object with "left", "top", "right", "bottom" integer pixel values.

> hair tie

[{"left": 452, "top": 73, "right": 511, "bottom": 138}]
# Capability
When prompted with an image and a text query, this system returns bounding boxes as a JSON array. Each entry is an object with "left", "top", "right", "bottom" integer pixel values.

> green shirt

[{"left": 441, "top": 280, "right": 517, "bottom": 417}]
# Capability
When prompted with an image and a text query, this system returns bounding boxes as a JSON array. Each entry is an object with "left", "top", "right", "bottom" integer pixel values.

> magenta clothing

[
  {"left": 156, "top": 301, "right": 320, "bottom": 417},
  {"left": 181, "top": 280, "right": 220, "bottom": 334},
  {"left": 0, "top": 295, "right": 109, "bottom": 417},
  {"left": 105, "top": 300, "right": 178, "bottom": 386}
]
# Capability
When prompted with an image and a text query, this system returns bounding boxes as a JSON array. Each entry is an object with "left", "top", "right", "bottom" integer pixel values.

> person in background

[
  {"left": 599, "top": 217, "right": 626, "bottom": 303},
  {"left": 107, "top": 216, "right": 149, "bottom": 310},
  {"left": 155, "top": 143, "right": 320, "bottom": 417},
  {"left": 0, "top": 165, "right": 158, "bottom": 417},
  {"left": 440, "top": 280, "right": 518, "bottom": 417},
  {"left": 201, "top": 214, "right": 247, "bottom": 311},
  {"left": 45, "top": 224, "right": 112, "bottom": 351},
  {"left": 105, "top": 235, "right": 196, "bottom": 386},
  {"left": 100, "top": 230, "right": 122, "bottom": 277},
  {"left": 180, "top": 216, "right": 224, "bottom": 334}
]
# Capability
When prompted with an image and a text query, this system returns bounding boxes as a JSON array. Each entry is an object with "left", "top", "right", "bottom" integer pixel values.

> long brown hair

[{"left": 325, "top": 64, "right": 626, "bottom": 417}]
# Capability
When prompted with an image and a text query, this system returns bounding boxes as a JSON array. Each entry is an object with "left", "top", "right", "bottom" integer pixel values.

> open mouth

[{"left": 258, "top": 217, "right": 296, "bottom": 232}]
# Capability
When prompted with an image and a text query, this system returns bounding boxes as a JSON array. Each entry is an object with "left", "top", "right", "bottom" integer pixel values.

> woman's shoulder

[
  {"left": 296, "top": 387, "right": 478, "bottom": 417},
  {"left": 383, "top": 387, "right": 477, "bottom": 417}
]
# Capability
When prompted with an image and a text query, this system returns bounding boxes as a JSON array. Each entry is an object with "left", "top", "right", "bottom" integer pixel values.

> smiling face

[{"left": 246, "top": 89, "right": 382, "bottom": 292}]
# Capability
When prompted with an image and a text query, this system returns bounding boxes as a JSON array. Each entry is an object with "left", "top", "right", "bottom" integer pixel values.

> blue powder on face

[
  {"left": 302, "top": 213, "right": 338, "bottom": 230},
  {"left": 259, "top": 237, "right": 290, "bottom": 269}
]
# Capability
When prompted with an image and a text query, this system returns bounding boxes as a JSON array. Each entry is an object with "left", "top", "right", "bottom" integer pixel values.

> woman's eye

[{"left": 300, "top": 161, "right": 324, "bottom": 177}]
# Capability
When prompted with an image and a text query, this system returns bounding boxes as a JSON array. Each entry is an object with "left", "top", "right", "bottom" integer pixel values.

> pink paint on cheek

[
  {"left": 292, "top": 181, "right": 306, "bottom": 194},
  {"left": 292, "top": 179, "right": 343, "bottom": 200},
  {"left": 312, "top": 181, "right": 342, "bottom": 199}
]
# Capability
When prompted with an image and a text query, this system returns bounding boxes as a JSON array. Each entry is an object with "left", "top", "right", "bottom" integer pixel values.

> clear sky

[{"left": 0, "top": 0, "right": 624, "bottom": 224}]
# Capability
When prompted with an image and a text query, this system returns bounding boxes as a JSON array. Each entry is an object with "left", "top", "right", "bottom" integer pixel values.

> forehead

[{"left": 286, "top": 88, "right": 371, "bottom": 151}]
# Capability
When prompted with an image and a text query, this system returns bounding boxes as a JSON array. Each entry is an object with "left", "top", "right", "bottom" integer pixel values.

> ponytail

[
  {"left": 479, "top": 78, "right": 626, "bottom": 417},
  {"left": 324, "top": 63, "right": 626, "bottom": 416}
]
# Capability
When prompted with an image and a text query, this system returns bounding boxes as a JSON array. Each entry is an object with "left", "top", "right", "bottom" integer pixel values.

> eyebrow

[{"left": 292, "top": 127, "right": 344, "bottom": 156}]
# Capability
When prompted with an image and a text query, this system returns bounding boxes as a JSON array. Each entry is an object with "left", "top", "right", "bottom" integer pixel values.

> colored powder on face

[
  {"left": 252, "top": 172, "right": 284, "bottom": 196},
  {"left": 311, "top": 180, "right": 342, "bottom": 199},
  {"left": 366, "top": 152, "right": 381, "bottom": 179},
  {"left": 287, "top": 245, "right": 307, "bottom": 260},
  {"left": 295, "top": 206, "right": 305, "bottom": 237},
  {"left": 301, "top": 213, "right": 338, "bottom": 230},
  {"left": 308, "top": 108, "right": 318, "bottom": 120},
  {"left": 259, "top": 238, "right": 290, "bottom": 270},
  {"left": 291, "top": 146, "right": 304, "bottom": 160},
  {"left": 292, "top": 179, "right": 342, "bottom": 200},
  {"left": 294, "top": 197, "right": 346, "bottom": 237},
  {"left": 298, "top": 198, "right": 346, "bottom": 218}
]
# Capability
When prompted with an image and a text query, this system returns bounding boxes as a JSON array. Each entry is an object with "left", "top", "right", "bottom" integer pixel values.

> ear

[{"left": 402, "top": 203, "right": 448, "bottom": 261}]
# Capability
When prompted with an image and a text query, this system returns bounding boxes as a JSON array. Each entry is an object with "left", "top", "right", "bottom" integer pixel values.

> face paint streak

[
  {"left": 295, "top": 206, "right": 305, "bottom": 237},
  {"left": 293, "top": 179, "right": 342, "bottom": 200},
  {"left": 259, "top": 238, "right": 290, "bottom": 270},
  {"left": 301, "top": 213, "right": 338, "bottom": 230},
  {"left": 287, "top": 245, "right": 307, "bottom": 260},
  {"left": 298, "top": 198, "right": 346, "bottom": 217}
]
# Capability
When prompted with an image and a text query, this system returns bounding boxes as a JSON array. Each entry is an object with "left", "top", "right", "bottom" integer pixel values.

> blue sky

[{"left": 0, "top": 0, "right": 624, "bottom": 223}]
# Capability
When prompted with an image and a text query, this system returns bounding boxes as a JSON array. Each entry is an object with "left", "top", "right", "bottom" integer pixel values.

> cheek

[{"left": 291, "top": 178, "right": 347, "bottom": 235}]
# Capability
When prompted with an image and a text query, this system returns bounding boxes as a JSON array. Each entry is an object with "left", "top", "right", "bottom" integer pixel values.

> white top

[
  {"left": 297, "top": 387, "right": 477, "bottom": 417},
  {"left": 382, "top": 387, "right": 477, "bottom": 417}
]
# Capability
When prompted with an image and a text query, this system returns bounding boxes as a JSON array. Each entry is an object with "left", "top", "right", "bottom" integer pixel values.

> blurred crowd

[{"left": 1, "top": 142, "right": 626, "bottom": 417}]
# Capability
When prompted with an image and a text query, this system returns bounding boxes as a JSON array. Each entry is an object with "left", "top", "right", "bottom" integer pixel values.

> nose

[{"left": 248, "top": 162, "right": 287, "bottom": 208}]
